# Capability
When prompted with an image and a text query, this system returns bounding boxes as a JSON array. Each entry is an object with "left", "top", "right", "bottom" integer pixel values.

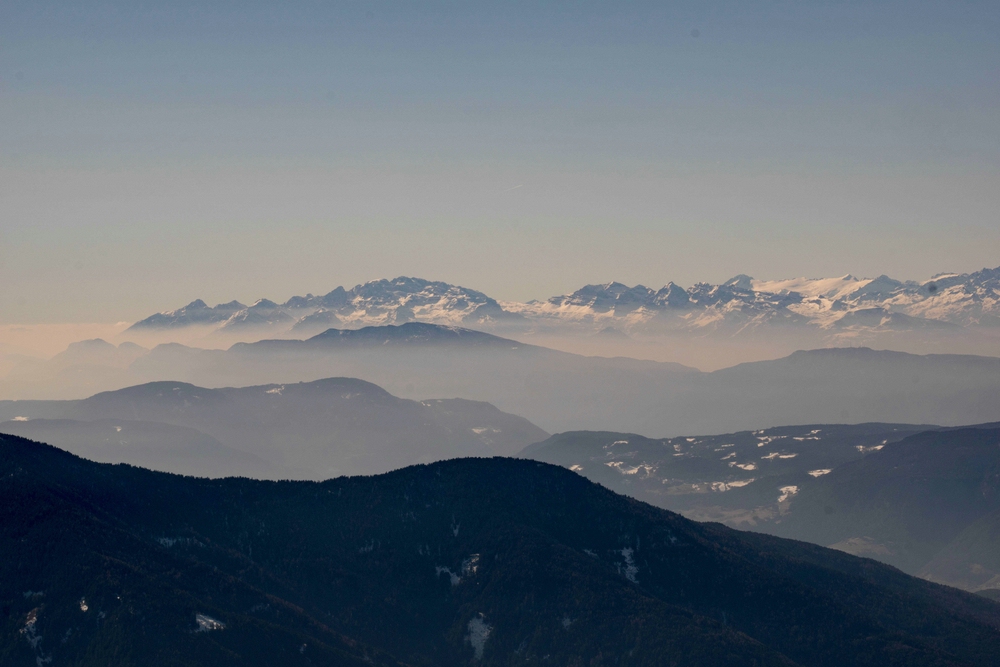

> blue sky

[{"left": 1, "top": 1, "right": 998, "bottom": 321}]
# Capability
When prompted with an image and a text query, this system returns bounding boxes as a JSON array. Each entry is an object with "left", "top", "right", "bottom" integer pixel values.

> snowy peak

[
  {"left": 127, "top": 265, "right": 1000, "bottom": 341},
  {"left": 846, "top": 275, "right": 907, "bottom": 302},
  {"left": 128, "top": 299, "right": 247, "bottom": 330},
  {"left": 653, "top": 282, "right": 691, "bottom": 308},
  {"left": 723, "top": 274, "right": 754, "bottom": 291},
  {"left": 220, "top": 299, "right": 295, "bottom": 331},
  {"left": 296, "top": 276, "right": 520, "bottom": 332},
  {"left": 751, "top": 274, "right": 868, "bottom": 301},
  {"left": 549, "top": 282, "right": 657, "bottom": 314},
  {"left": 901, "top": 265, "right": 1000, "bottom": 326},
  {"left": 134, "top": 277, "right": 524, "bottom": 337},
  {"left": 544, "top": 281, "right": 694, "bottom": 316}
]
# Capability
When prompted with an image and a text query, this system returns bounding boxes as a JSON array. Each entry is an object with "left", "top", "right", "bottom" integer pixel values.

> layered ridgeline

[
  {"left": 125, "top": 268, "right": 1000, "bottom": 341},
  {"left": 522, "top": 425, "right": 1000, "bottom": 593},
  {"left": 4, "top": 435, "right": 1000, "bottom": 666},
  {"left": 7, "top": 325, "right": 1000, "bottom": 435},
  {"left": 0, "top": 377, "right": 547, "bottom": 479}
]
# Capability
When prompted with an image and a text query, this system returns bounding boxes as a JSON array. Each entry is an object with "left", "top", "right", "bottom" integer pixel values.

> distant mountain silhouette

[
  {"left": 6, "top": 329, "right": 1000, "bottom": 435},
  {"left": 140, "top": 338, "right": 1000, "bottom": 434},
  {"left": 0, "top": 376, "right": 548, "bottom": 478},
  {"left": 250, "top": 321, "right": 519, "bottom": 349}
]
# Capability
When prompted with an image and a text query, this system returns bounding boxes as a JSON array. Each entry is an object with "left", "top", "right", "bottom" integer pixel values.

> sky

[{"left": 2, "top": 0, "right": 999, "bottom": 323}]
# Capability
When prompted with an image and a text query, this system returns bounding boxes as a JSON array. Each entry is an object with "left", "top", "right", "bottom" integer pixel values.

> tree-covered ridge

[{"left": 2, "top": 434, "right": 1000, "bottom": 666}]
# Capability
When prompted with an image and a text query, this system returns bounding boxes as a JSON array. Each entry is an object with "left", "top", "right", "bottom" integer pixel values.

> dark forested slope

[{"left": 2, "top": 434, "right": 1000, "bottom": 666}]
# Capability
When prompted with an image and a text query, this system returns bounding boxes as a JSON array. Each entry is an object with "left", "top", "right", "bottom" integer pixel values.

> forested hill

[{"left": 3, "top": 434, "right": 1000, "bottom": 666}]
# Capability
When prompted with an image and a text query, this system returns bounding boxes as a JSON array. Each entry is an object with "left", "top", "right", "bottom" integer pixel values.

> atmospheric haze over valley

[
  {"left": 4, "top": 264, "right": 1000, "bottom": 377},
  {"left": 4, "top": 1, "right": 1000, "bottom": 665}
]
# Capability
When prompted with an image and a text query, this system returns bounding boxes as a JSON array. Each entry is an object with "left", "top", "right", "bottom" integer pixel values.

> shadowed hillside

[{"left": 2, "top": 434, "right": 1000, "bottom": 666}]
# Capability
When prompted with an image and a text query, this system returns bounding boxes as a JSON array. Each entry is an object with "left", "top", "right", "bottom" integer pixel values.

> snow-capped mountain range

[
  {"left": 129, "top": 278, "right": 519, "bottom": 335},
  {"left": 128, "top": 267, "right": 1000, "bottom": 341}
]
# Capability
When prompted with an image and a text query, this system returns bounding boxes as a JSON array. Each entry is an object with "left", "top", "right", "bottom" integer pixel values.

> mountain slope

[
  {"left": 921, "top": 508, "right": 1000, "bottom": 592},
  {"left": 138, "top": 337, "right": 1000, "bottom": 434},
  {"left": 9, "top": 327, "right": 1000, "bottom": 436},
  {"left": 521, "top": 425, "right": 1000, "bottom": 593},
  {"left": 763, "top": 427, "right": 1000, "bottom": 582},
  {"left": 519, "top": 423, "right": 936, "bottom": 525},
  {"left": 0, "top": 418, "right": 280, "bottom": 478},
  {"left": 0, "top": 377, "right": 549, "bottom": 478},
  {"left": 3, "top": 434, "right": 1000, "bottom": 665},
  {"left": 689, "top": 348, "right": 1000, "bottom": 433},
  {"left": 123, "top": 324, "right": 700, "bottom": 434}
]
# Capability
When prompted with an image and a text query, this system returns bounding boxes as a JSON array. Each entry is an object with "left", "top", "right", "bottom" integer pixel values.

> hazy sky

[{"left": 2, "top": 1, "right": 998, "bottom": 323}]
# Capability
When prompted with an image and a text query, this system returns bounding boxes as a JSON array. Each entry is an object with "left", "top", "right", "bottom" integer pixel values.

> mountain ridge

[
  {"left": 0, "top": 376, "right": 549, "bottom": 478},
  {"left": 125, "top": 266, "right": 1000, "bottom": 341},
  {"left": 4, "top": 434, "right": 1000, "bottom": 665},
  {"left": 5, "top": 334, "right": 1000, "bottom": 435}
]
